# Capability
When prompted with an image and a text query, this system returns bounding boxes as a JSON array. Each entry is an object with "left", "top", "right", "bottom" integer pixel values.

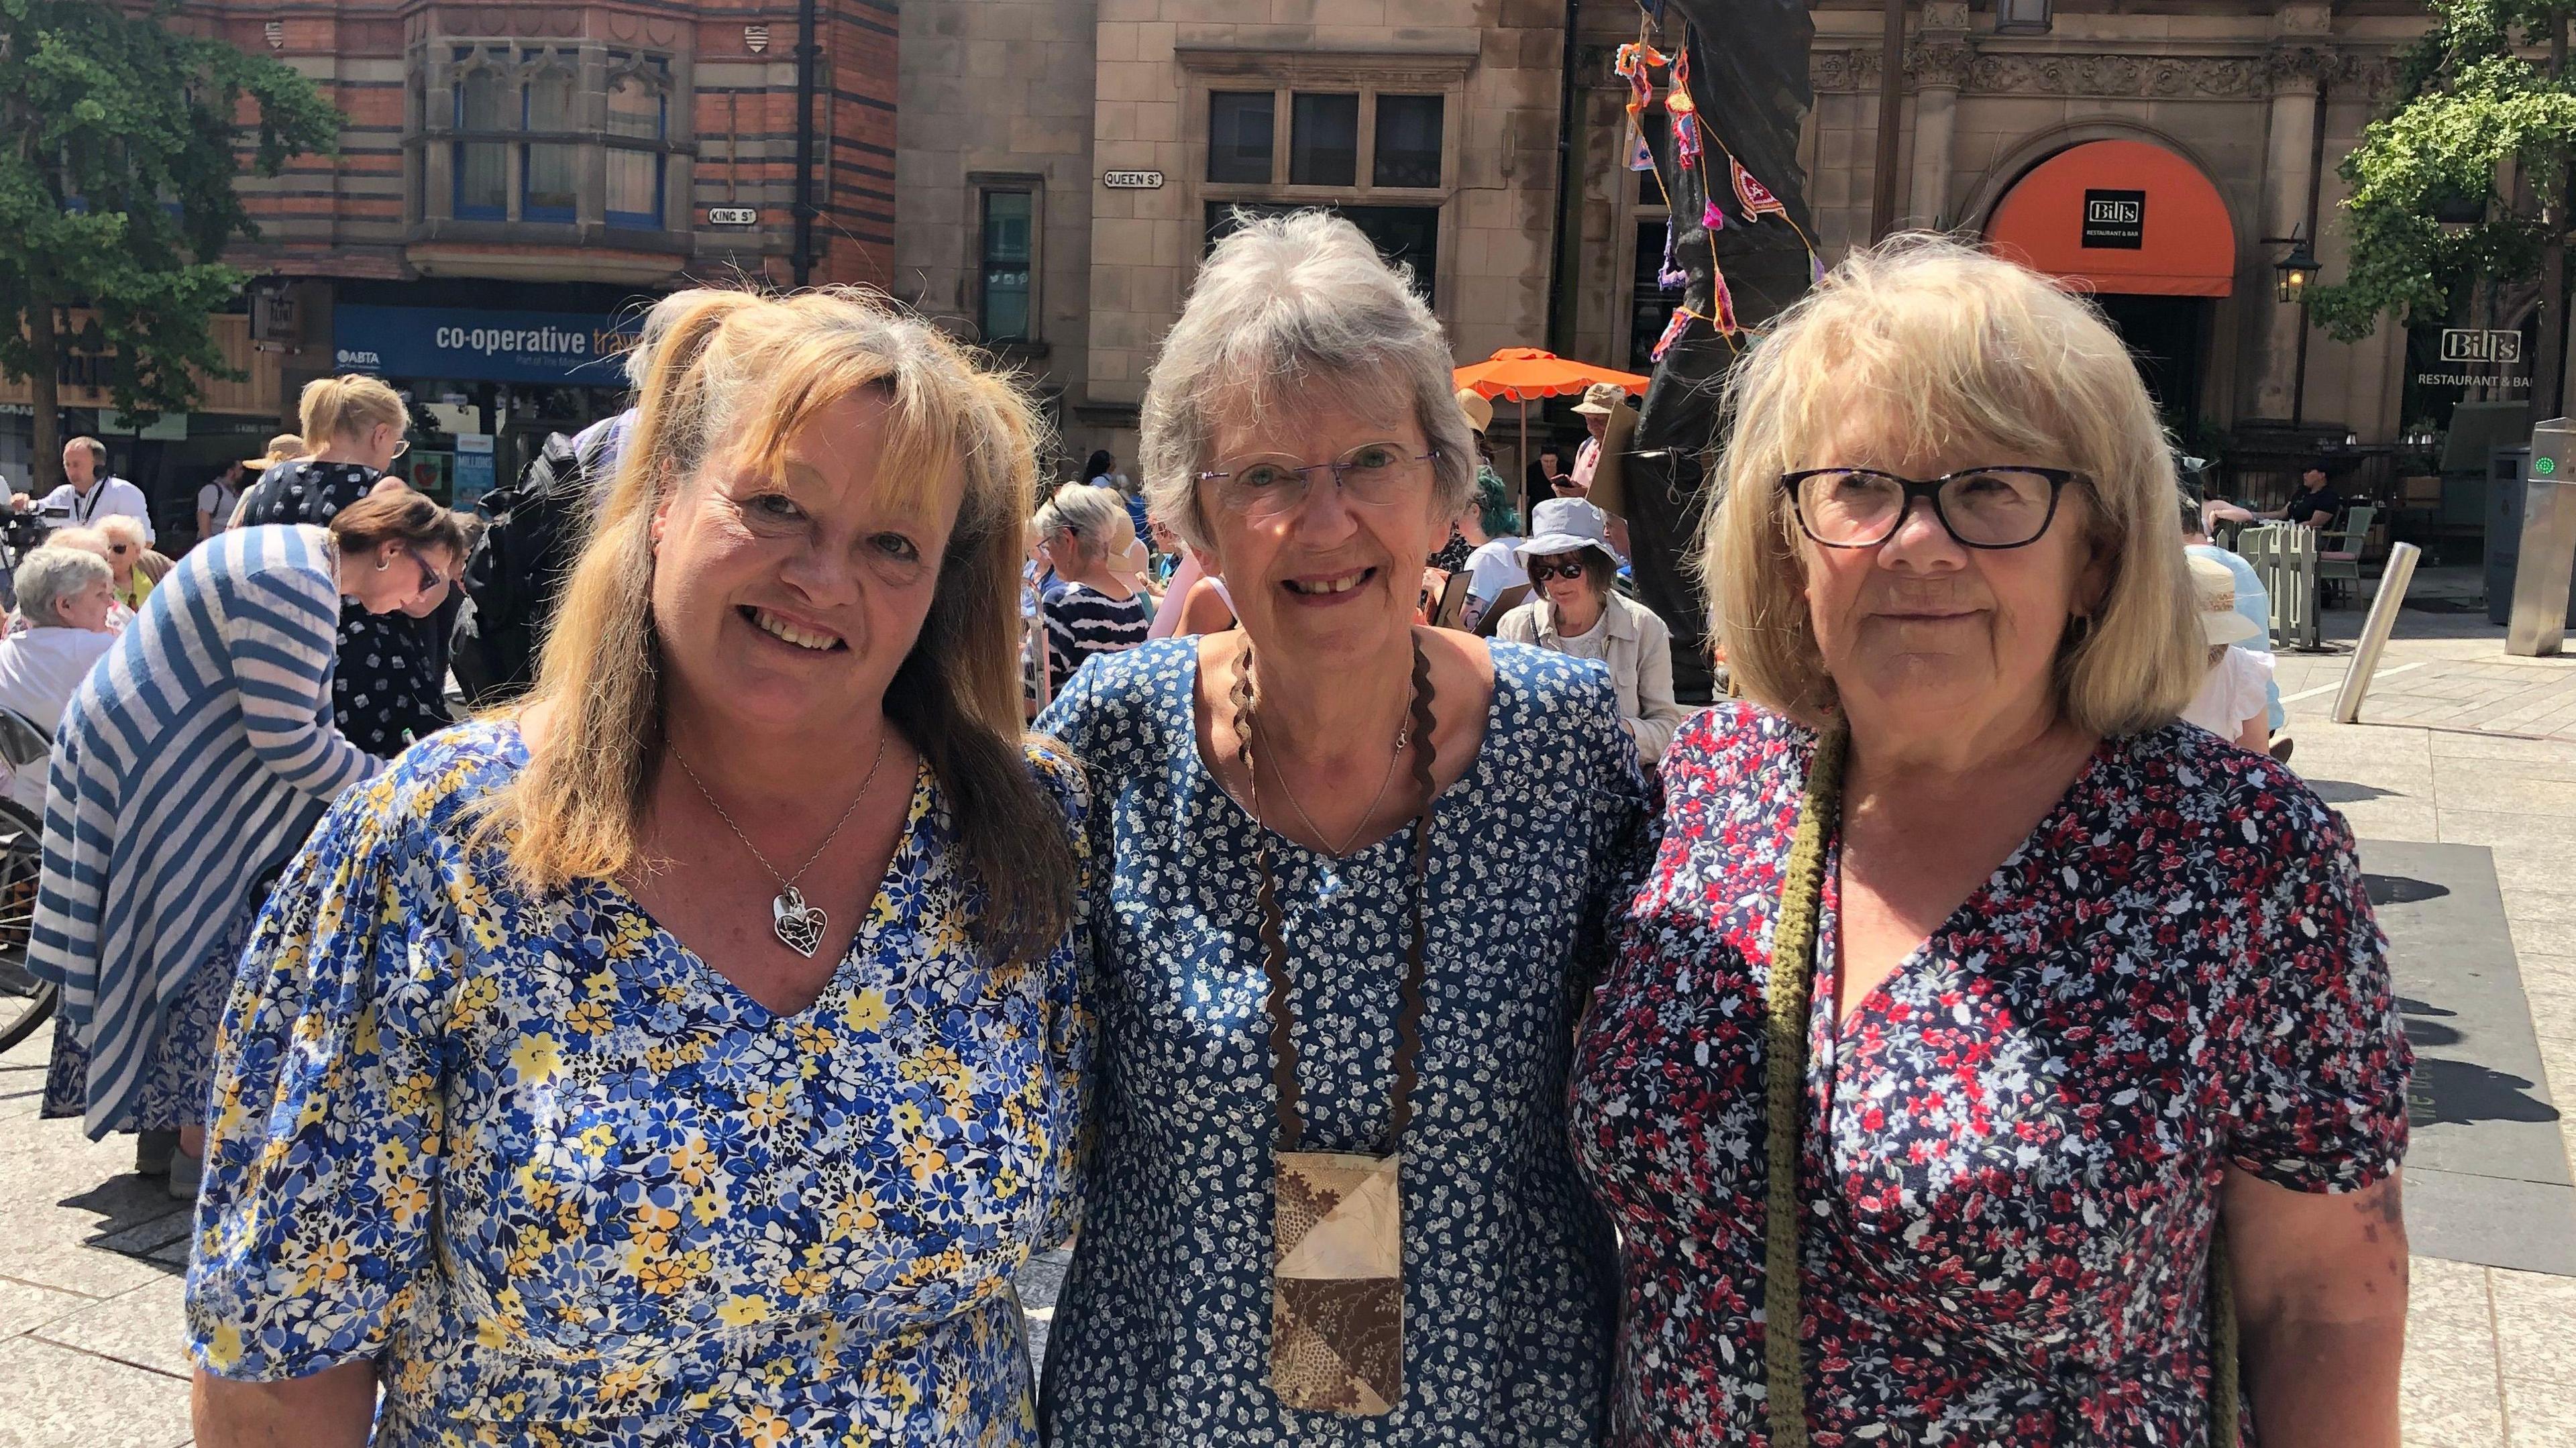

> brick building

[{"left": 1, "top": 0, "right": 900, "bottom": 536}]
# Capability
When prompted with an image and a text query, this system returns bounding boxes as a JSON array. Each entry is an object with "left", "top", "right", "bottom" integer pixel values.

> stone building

[
  {"left": 4, "top": 1, "right": 902, "bottom": 528},
  {"left": 900, "top": 0, "right": 2466, "bottom": 502}
]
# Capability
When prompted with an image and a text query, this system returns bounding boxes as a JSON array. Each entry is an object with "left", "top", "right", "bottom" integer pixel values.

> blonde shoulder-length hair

[
  {"left": 1702, "top": 236, "right": 2203, "bottom": 737},
  {"left": 482, "top": 285, "right": 1075, "bottom": 965}
]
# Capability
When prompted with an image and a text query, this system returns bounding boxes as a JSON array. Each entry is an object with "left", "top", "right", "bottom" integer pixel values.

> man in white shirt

[{"left": 14, "top": 437, "right": 154, "bottom": 545}]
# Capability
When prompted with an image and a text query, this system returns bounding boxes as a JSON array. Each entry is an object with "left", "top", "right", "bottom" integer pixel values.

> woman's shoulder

[
  {"left": 1019, "top": 734, "right": 1092, "bottom": 832},
  {"left": 2110, "top": 722, "right": 2344, "bottom": 850},
  {"left": 1485, "top": 637, "right": 1627, "bottom": 747},
  {"left": 1608, "top": 590, "right": 1672, "bottom": 641},
  {"left": 337, "top": 718, "right": 530, "bottom": 849},
  {"left": 1032, "top": 637, "right": 1196, "bottom": 759},
  {"left": 1659, "top": 700, "right": 1817, "bottom": 793}
]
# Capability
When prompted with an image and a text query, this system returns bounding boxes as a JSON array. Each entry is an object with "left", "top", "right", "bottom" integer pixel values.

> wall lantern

[
  {"left": 2274, "top": 237, "right": 2319, "bottom": 306},
  {"left": 1995, "top": 0, "right": 2054, "bottom": 36}
]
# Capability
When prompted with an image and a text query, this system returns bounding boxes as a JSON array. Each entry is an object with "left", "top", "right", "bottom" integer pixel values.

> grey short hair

[
  {"left": 15, "top": 546, "right": 108, "bottom": 628},
  {"left": 1032, "top": 482, "right": 1130, "bottom": 566},
  {"left": 1138, "top": 210, "right": 1476, "bottom": 553}
]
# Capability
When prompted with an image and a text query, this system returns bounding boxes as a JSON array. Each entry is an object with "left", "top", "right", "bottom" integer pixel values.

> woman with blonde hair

[
  {"left": 1569, "top": 238, "right": 2411, "bottom": 1446},
  {"left": 235, "top": 374, "right": 450, "bottom": 756},
  {"left": 1033, "top": 480, "right": 1150, "bottom": 687},
  {"left": 187, "top": 289, "right": 1092, "bottom": 1445}
]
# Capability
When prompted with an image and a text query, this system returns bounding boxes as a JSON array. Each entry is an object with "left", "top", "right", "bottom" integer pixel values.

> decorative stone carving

[
  {"left": 1811, "top": 46, "right": 2394, "bottom": 100},
  {"left": 1921, "top": 1, "right": 1972, "bottom": 32},
  {"left": 1911, "top": 40, "right": 1974, "bottom": 91}
]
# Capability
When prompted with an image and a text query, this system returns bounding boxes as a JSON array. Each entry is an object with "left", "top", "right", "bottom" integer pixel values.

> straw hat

[
  {"left": 241, "top": 433, "right": 305, "bottom": 471},
  {"left": 1454, "top": 387, "right": 1494, "bottom": 435},
  {"left": 1571, "top": 382, "right": 1626, "bottom": 418},
  {"left": 2190, "top": 554, "right": 2263, "bottom": 647}
]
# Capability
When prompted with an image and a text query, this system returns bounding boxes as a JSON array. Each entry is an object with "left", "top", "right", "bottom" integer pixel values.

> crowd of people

[{"left": 6, "top": 215, "right": 2408, "bottom": 1448}]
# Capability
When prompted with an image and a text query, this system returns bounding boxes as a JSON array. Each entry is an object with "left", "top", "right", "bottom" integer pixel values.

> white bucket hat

[
  {"left": 1515, "top": 497, "right": 1624, "bottom": 569},
  {"left": 2190, "top": 554, "right": 2263, "bottom": 647}
]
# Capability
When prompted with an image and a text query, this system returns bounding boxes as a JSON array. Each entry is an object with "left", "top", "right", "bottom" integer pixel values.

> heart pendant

[{"left": 772, "top": 886, "right": 827, "bottom": 958}]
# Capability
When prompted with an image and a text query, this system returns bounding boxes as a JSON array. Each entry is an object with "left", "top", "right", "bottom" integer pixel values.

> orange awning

[{"left": 1984, "top": 140, "right": 2237, "bottom": 298}]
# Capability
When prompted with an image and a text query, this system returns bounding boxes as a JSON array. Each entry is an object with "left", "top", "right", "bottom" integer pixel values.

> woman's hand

[
  {"left": 193, "top": 1361, "right": 376, "bottom": 1448},
  {"left": 2222, "top": 1168, "right": 2408, "bottom": 1448}
]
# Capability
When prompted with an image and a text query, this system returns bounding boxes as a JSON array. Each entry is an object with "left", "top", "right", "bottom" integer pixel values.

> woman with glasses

[
  {"left": 235, "top": 374, "right": 454, "bottom": 757},
  {"left": 1035, "top": 211, "right": 1649, "bottom": 1444},
  {"left": 1569, "top": 239, "right": 2412, "bottom": 1446},
  {"left": 96, "top": 515, "right": 159, "bottom": 612},
  {"left": 31, "top": 491, "right": 464, "bottom": 1197},
  {"left": 1495, "top": 497, "right": 1690, "bottom": 764}
]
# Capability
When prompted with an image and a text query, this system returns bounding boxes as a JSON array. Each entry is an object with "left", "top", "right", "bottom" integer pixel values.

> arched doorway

[{"left": 1984, "top": 140, "right": 2238, "bottom": 429}]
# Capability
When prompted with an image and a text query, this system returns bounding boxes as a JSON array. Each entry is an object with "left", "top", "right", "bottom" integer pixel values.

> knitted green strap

[{"left": 1761, "top": 727, "right": 1845, "bottom": 1448}]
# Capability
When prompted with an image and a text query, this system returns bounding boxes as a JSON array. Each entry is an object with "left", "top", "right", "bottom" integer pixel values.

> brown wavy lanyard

[{"left": 1232, "top": 638, "right": 1438, "bottom": 1154}]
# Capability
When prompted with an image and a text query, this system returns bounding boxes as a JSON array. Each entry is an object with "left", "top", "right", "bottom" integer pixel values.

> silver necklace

[
  {"left": 1246, "top": 652, "right": 1413, "bottom": 858},
  {"left": 670, "top": 733, "right": 890, "bottom": 958}
]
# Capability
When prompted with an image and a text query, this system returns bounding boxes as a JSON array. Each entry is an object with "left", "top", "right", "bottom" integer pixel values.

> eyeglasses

[
  {"left": 1195, "top": 442, "right": 1440, "bottom": 522},
  {"left": 1527, "top": 560, "right": 1589, "bottom": 582},
  {"left": 108, "top": 543, "right": 133, "bottom": 557},
  {"left": 1781, "top": 466, "right": 2084, "bottom": 551},
  {"left": 388, "top": 439, "right": 411, "bottom": 460}
]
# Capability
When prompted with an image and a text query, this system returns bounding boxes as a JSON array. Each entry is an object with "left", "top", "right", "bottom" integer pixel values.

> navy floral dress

[
  {"left": 1568, "top": 705, "right": 2412, "bottom": 1447},
  {"left": 186, "top": 720, "right": 1093, "bottom": 1445},
  {"left": 1034, "top": 638, "right": 1652, "bottom": 1446}
]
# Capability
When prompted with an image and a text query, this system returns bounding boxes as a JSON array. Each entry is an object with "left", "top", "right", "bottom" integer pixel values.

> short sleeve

[
  {"left": 186, "top": 773, "right": 455, "bottom": 1380},
  {"left": 1022, "top": 741, "right": 1097, "bottom": 1249},
  {"left": 2225, "top": 797, "right": 2412, "bottom": 1192},
  {"left": 2229, "top": 649, "right": 2274, "bottom": 726}
]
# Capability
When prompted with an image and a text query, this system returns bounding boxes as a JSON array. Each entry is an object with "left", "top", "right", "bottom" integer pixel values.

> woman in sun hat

[
  {"left": 1495, "top": 496, "right": 1689, "bottom": 763},
  {"left": 2179, "top": 551, "right": 2275, "bottom": 753}
]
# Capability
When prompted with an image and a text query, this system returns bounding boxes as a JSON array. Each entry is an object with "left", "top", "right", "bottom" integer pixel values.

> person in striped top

[
  {"left": 1034, "top": 481, "right": 1152, "bottom": 693},
  {"left": 30, "top": 490, "right": 466, "bottom": 1196}
]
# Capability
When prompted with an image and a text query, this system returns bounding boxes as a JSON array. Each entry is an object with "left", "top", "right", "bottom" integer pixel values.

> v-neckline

[
  {"left": 1811, "top": 736, "right": 2112, "bottom": 1046},
  {"left": 606, "top": 759, "right": 938, "bottom": 1028}
]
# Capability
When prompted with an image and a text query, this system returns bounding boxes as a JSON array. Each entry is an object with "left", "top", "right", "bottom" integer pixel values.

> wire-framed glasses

[
  {"left": 1196, "top": 442, "right": 1440, "bottom": 522},
  {"left": 1781, "top": 466, "right": 2084, "bottom": 551}
]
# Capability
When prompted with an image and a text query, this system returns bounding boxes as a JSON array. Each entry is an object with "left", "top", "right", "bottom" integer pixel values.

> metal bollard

[{"left": 2334, "top": 541, "right": 2422, "bottom": 724}]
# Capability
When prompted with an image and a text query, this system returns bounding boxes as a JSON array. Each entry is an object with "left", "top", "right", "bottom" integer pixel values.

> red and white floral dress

[{"left": 1570, "top": 704, "right": 2412, "bottom": 1447}]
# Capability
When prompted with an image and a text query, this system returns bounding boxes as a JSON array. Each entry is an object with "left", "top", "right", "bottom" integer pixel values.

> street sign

[
  {"left": 708, "top": 206, "right": 759, "bottom": 227},
  {"left": 2441, "top": 328, "right": 2523, "bottom": 364},
  {"left": 2080, "top": 189, "right": 2145, "bottom": 249},
  {"left": 1102, "top": 170, "right": 1165, "bottom": 190}
]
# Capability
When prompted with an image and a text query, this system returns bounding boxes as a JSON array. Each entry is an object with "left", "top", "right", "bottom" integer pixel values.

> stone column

[
  {"left": 1906, "top": 4, "right": 1972, "bottom": 230},
  {"left": 2251, "top": 30, "right": 2332, "bottom": 421}
]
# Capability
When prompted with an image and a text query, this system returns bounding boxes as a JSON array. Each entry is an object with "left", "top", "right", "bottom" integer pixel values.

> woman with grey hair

[
  {"left": 0, "top": 547, "right": 116, "bottom": 807},
  {"left": 1036, "top": 210, "right": 1648, "bottom": 1442}
]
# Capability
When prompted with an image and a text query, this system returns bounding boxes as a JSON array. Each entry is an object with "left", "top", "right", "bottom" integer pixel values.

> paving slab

[
  {"left": 28, "top": 1275, "right": 189, "bottom": 1380},
  {"left": 0, "top": 1336, "right": 192, "bottom": 1448}
]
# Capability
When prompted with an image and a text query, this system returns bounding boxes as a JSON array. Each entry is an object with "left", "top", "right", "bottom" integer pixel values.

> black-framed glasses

[
  {"left": 1527, "top": 559, "right": 1588, "bottom": 582},
  {"left": 1195, "top": 442, "right": 1440, "bottom": 522},
  {"left": 1781, "top": 466, "right": 2084, "bottom": 551}
]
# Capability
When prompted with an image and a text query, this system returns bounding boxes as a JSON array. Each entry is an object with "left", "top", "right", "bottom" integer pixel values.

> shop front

[{"left": 330, "top": 302, "right": 642, "bottom": 510}]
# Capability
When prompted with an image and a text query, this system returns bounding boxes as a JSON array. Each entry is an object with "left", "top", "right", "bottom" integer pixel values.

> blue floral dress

[
  {"left": 1032, "top": 638, "right": 1652, "bottom": 1446},
  {"left": 185, "top": 719, "right": 1093, "bottom": 1446}
]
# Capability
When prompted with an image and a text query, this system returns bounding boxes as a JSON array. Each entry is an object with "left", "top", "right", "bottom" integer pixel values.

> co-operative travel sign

[{"left": 332, "top": 304, "right": 644, "bottom": 385}]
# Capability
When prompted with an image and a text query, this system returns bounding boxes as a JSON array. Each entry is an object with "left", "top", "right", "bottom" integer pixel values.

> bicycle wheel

[{"left": 0, "top": 797, "right": 54, "bottom": 1054}]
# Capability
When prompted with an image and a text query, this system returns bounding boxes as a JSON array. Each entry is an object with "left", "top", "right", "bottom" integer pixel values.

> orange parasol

[{"left": 1452, "top": 349, "right": 1650, "bottom": 498}]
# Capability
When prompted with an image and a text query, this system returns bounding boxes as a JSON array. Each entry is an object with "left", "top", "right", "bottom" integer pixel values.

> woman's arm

[
  {"left": 2223, "top": 1170, "right": 2407, "bottom": 1448},
  {"left": 194, "top": 1363, "right": 374, "bottom": 1448},
  {"left": 2234, "top": 714, "right": 2270, "bottom": 754},
  {"left": 1627, "top": 614, "right": 1692, "bottom": 764},
  {"left": 221, "top": 569, "right": 381, "bottom": 797}
]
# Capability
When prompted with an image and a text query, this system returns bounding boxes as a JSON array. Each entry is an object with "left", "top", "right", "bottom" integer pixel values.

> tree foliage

[
  {"left": 0, "top": 0, "right": 340, "bottom": 443},
  {"left": 2308, "top": 0, "right": 2576, "bottom": 343}
]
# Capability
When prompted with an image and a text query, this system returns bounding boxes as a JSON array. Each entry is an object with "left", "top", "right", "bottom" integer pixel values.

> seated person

[{"left": 0, "top": 546, "right": 117, "bottom": 810}]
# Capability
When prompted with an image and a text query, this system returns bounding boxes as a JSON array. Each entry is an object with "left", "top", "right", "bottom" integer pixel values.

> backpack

[{"left": 449, "top": 422, "right": 616, "bottom": 708}]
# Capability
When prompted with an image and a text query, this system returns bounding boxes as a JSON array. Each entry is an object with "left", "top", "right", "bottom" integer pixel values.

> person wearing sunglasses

[
  {"left": 95, "top": 514, "right": 163, "bottom": 612},
  {"left": 233, "top": 374, "right": 452, "bottom": 758},
  {"left": 1569, "top": 239, "right": 2410, "bottom": 1447},
  {"left": 30, "top": 489, "right": 464, "bottom": 1202},
  {"left": 1034, "top": 210, "right": 1647, "bottom": 1445},
  {"left": 1494, "top": 497, "right": 1689, "bottom": 764}
]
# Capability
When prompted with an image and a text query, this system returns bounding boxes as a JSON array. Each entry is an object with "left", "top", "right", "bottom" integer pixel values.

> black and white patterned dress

[
  {"left": 1032, "top": 638, "right": 1653, "bottom": 1445},
  {"left": 233, "top": 459, "right": 456, "bottom": 757}
]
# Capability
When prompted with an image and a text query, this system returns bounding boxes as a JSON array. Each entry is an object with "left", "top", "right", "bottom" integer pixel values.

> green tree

[
  {"left": 0, "top": 0, "right": 340, "bottom": 492},
  {"left": 2310, "top": 0, "right": 2576, "bottom": 424}
]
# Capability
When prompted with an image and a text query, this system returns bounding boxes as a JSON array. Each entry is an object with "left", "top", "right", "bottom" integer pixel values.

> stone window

[
  {"left": 416, "top": 42, "right": 683, "bottom": 234},
  {"left": 979, "top": 187, "right": 1036, "bottom": 343},
  {"left": 1184, "top": 52, "right": 1470, "bottom": 312}
]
